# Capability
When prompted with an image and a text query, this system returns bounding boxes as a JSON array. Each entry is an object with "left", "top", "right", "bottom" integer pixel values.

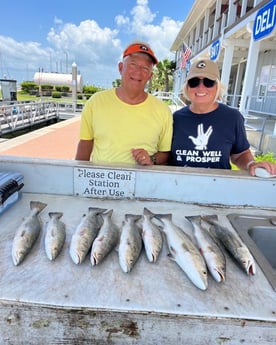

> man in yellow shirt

[{"left": 75, "top": 41, "right": 172, "bottom": 166}]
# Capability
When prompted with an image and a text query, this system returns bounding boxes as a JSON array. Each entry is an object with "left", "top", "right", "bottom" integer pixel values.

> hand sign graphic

[{"left": 188, "top": 124, "right": 213, "bottom": 150}]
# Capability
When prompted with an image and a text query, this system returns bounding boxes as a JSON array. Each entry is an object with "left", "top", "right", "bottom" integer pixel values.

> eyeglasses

[{"left": 187, "top": 77, "right": 216, "bottom": 88}]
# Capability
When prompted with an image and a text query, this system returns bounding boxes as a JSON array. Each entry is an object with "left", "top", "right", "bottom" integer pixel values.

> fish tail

[
  {"left": 125, "top": 214, "right": 141, "bottom": 222},
  {"left": 154, "top": 213, "right": 172, "bottom": 221},
  {"left": 48, "top": 212, "right": 63, "bottom": 219},
  {"left": 143, "top": 207, "right": 154, "bottom": 217},
  {"left": 88, "top": 207, "right": 107, "bottom": 214},
  {"left": 185, "top": 215, "right": 202, "bottom": 223},
  {"left": 30, "top": 201, "right": 47, "bottom": 212},
  {"left": 103, "top": 209, "right": 113, "bottom": 216},
  {"left": 201, "top": 215, "right": 218, "bottom": 225}
]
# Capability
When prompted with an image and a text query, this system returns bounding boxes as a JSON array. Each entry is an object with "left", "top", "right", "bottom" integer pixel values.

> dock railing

[
  {"left": 152, "top": 91, "right": 185, "bottom": 110},
  {"left": 227, "top": 94, "right": 276, "bottom": 154},
  {"left": 0, "top": 101, "right": 58, "bottom": 135}
]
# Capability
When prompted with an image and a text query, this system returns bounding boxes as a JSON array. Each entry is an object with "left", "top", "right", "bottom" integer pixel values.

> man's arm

[
  {"left": 131, "top": 149, "right": 170, "bottom": 165},
  {"left": 75, "top": 139, "right": 94, "bottom": 161}
]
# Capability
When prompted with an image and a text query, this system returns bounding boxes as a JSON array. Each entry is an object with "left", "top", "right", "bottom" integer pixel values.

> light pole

[
  {"left": 64, "top": 51, "right": 68, "bottom": 74},
  {"left": 72, "top": 62, "right": 77, "bottom": 112}
]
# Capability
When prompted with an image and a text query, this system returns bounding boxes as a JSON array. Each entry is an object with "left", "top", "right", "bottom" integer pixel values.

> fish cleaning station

[{"left": 0, "top": 156, "right": 275, "bottom": 344}]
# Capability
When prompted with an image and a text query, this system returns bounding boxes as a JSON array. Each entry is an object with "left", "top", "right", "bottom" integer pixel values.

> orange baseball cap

[{"left": 123, "top": 42, "right": 158, "bottom": 65}]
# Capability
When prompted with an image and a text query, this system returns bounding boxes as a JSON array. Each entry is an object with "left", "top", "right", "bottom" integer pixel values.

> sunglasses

[{"left": 187, "top": 77, "right": 216, "bottom": 88}]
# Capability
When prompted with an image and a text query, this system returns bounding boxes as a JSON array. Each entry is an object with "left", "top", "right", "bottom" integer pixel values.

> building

[
  {"left": 171, "top": 0, "right": 276, "bottom": 153},
  {"left": 0, "top": 78, "right": 17, "bottom": 101}
]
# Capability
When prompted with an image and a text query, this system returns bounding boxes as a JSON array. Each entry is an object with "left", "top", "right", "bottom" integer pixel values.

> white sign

[
  {"left": 268, "top": 84, "right": 276, "bottom": 92},
  {"left": 74, "top": 167, "right": 136, "bottom": 199}
]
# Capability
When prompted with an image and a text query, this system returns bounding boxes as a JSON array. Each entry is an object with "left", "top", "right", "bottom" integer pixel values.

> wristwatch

[{"left": 150, "top": 155, "right": 157, "bottom": 165}]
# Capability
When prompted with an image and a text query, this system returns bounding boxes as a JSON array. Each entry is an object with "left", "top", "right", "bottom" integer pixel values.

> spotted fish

[
  {"left": 141, "top": 207, "right": 163, "bottom": 263},
  {"left": 202, "top": 215, "right": 256, "bottom": 275},
  {"left": 186, "top": 215, "right": 226, "bottom": 283},
  {"left": 90, "top": 209, "right": 120, "bottom": 266},
  {"left": 12, "top": 201, "right": 47, "bottom": 265},
  {"left": 118, "top": 214, "right": 142, "bottom": 273},
  {"left": 154, "top": 213, "right": 208, "bottom": 290},
  {"left": 69, "top": 207, "right": 106, "bottom": 264},
  {"left": 45, "top": 212, "right": 66, "bottom": 261}
]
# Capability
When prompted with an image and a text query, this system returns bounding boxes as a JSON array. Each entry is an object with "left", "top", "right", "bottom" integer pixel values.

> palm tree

[
  {"left": 150, "top": 59, "right": 176, "bottom": 92},
  {"left": 112, "top": 79, "right": 121, "bottom": 88}
]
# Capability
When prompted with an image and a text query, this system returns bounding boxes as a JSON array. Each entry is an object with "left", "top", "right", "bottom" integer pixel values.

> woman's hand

[{"left": 248, "top": 161, "right": 276, "bottom": 177}]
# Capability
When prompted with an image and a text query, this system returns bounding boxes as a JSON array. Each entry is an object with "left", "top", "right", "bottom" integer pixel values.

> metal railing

[
  {"left": 152, "top": 91, "right": 185, "bottom": 107},
  {"left": 227, "top": 94, "right": 276, "bottom": 154},
  {"left": 0, "top": 101, "right": 59, "bottom": 135}
]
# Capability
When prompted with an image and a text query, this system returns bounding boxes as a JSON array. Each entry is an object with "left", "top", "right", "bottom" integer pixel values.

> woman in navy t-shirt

[{"left": 170, "top": 59, "right": 276, "bottom": 176}]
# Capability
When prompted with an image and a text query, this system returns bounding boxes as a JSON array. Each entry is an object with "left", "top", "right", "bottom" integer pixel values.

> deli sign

[{"left": 253, "top": 0, "right": 276, "bottom": 41}]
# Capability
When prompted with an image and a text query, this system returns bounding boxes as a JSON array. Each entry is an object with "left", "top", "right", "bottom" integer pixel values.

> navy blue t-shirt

[{"left": 171, "top": 103, "right": 250, "bottom": 169}]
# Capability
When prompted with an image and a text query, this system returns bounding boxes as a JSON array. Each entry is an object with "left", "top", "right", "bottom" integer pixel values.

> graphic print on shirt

[
  {"left": 188, "top": 123, "right": 212, "bottom": 150},
  {"left": 176, "top": 123, "right": 222, "bottom": 164}
]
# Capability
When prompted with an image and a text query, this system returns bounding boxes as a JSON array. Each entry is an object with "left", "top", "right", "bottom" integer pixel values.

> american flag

[{"left": 180, "top": 43, "right": 192, "bottom": 69}]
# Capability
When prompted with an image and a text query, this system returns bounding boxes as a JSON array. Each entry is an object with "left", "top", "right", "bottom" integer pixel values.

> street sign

[{"left": 253, "top": 0, "right": 276, "bottom": 41}]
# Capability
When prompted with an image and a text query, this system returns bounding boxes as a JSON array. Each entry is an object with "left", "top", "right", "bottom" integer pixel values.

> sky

[{"left": 0, "top": 0, "right": 194, "bottom": 88}]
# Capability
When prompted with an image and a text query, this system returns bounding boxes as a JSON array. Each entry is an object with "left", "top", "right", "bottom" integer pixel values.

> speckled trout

[
  {"left": 141, "top": 208, "right": 163, "bottom": 263},
  {"left": 186, "top": 215, "right": 226, "bottom": 283},
  {"left": 118, "top": 214, "right": 142, "bottom": 273},
  {"left": 154, "top": 213, "right": 208, "bottom": 290},
  {"left": 12, "top": 201, "right": 47, "bottom": 265},
  {"left": 202, "top": 215, "right": 256, "bottom": 275},
  {"left": 44, "top": 212, "right": 66, "bottom": 261},
  {"left": 90, "top": 209, "right": 120, "bottom": 266},
  {"left": 69, "top": 207, "right": 107, "bottom": 264}
]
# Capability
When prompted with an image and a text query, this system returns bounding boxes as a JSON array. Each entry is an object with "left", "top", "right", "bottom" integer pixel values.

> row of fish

[
  {"left": 10, "top": 201, "right": 256, "bottom": 291},
  {"left": 165, "top": 214, "right": 256, "bottom": 291},
  {"left": 11, "top": 202, "right": 162, "bottom": 272}
]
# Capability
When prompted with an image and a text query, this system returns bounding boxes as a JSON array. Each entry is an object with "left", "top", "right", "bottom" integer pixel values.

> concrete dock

[{"left": 0, "top": 116, "right": 80, "bottom": 160}]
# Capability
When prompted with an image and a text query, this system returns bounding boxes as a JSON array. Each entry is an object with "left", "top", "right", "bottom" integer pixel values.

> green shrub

[
  {"left": 255, "top": 152, "right": 276, "bottom": 163},
  {"left": 52, "top": 91, "right": 62, "bottom": 98},
  {"left": 231, "top": 151, "right": 276, "bottom": 170},
  {"left": 85, "top": 94, "right": 92, "bottom": 100},
  {"left": 55, "top": 85, "right": 70, "bottom": 92},
  {"left": 21, "top": 81, "right": 38, "bottom": 93},
  {"left": 41, "top": 84, "right": 54, "bottom": 90}
]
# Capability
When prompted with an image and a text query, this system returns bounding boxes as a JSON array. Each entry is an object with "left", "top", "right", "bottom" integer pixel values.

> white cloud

[
  {"left": 0, "top": 0, "right": 182, "bottom": 87},
  {"left": 115, "top": 15, "right": 130, "bottom": 27},
  {"left": 54, "top": 16, "right": 63, "bottom": 25}
]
